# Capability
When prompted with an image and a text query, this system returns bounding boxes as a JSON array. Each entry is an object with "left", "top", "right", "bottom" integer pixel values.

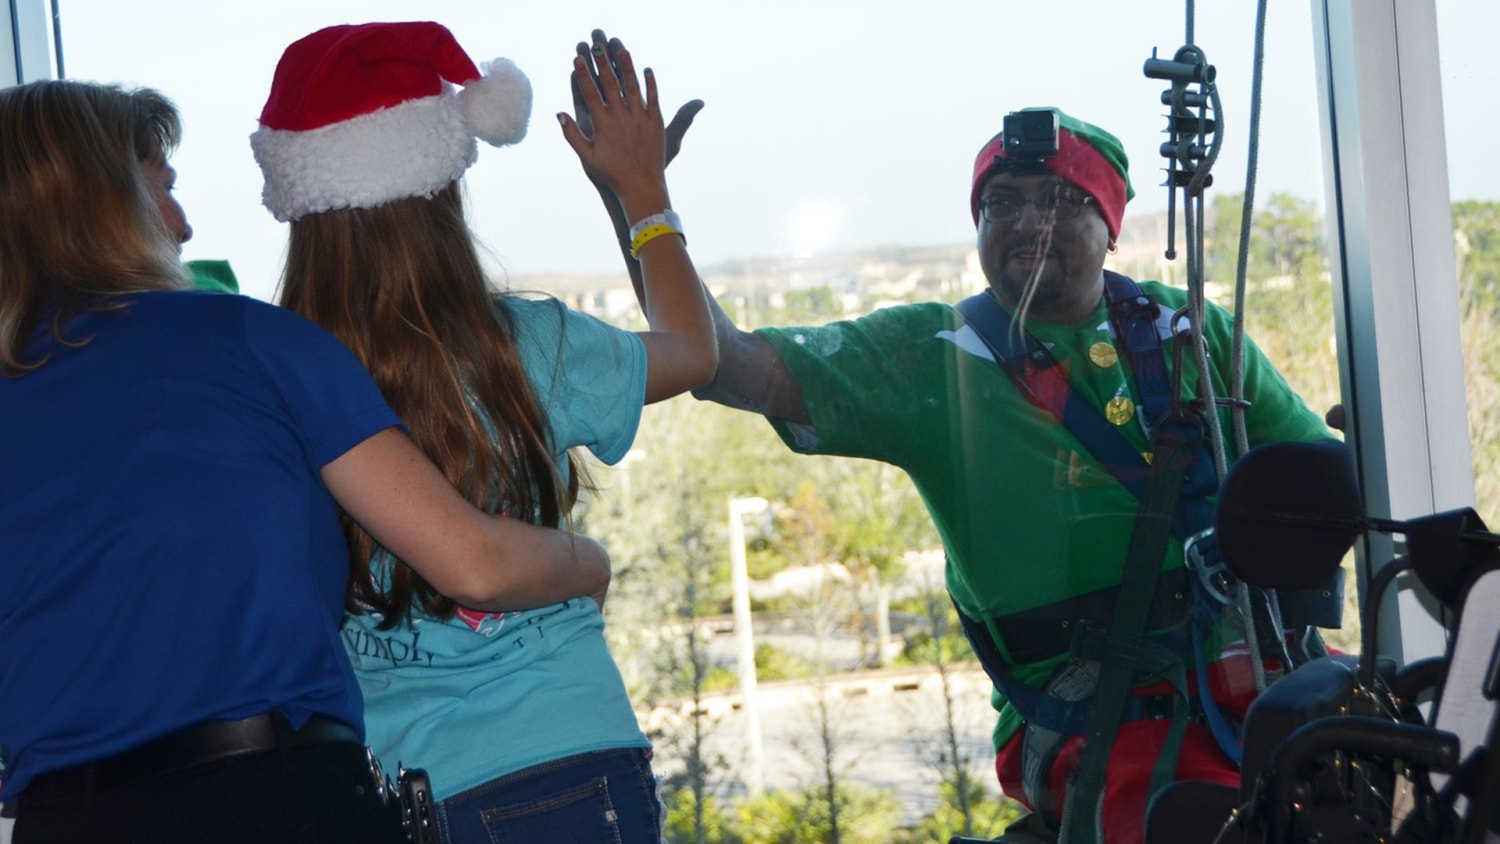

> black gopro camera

[{"left": 1003, "top": 108, "right": 1059, "bottom": 160}]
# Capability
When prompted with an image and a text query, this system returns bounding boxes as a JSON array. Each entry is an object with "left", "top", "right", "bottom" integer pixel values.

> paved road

[{"left": 642, "top": 665, "right": 1005, "bottom": 827}]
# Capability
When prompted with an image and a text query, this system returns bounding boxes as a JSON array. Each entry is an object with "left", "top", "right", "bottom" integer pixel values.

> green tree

[
  {"left": 1204, "top": 191, "right": 1327, "bottom": 288},
  {"left": 899, "top": 581, "right": 992, "bottom": 839},
  {"left": 898, "top": 779, "right": 1025, "bottom": 843},
  {"left": 824, "top": 459, "right": 937, "bottom": 668},
  {"left": 763, "top": 484, "right": 867, "bottom": 844},
  {"left": 1454, "top": 200, "right": 1500, "bottom": 522},
  {"left": 664, "top": 789, "right": 738, "bottom": 844},
  {"left": 1454, "top": 200, "right": 1500, "bottom": 306},
  {"left": 731, "top": 785, "right": 904, "bottom": 844},
  {"left": 778, "top": 286, "right": 844, "bottom": 325},
  {"left": 576, "top": 395, "right": 805, "bottom": 841}
]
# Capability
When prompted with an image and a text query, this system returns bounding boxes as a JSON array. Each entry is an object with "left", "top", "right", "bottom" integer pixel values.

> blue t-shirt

[
  {"left": 346, "top": 296, "right": 650, "bottom": 800},
  {"left": 0, "top": 291, "right": 402, "bottom": 801}
]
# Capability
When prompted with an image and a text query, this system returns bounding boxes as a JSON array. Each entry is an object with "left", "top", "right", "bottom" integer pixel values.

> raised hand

[
  {"left": 569, "top": 31, "right": 702, "bottom": 182},
  {"left": 567, "top": 32, "right": 615, "bottom": 147},
  {"left": 558, "top": 35, "right": 666, "bottom": 216},
  {"left": 665, "top": 98, "right": 705, "bottom": 168},
  {"left": 566, "top": 29, "right": 704, "bottom": 308}
]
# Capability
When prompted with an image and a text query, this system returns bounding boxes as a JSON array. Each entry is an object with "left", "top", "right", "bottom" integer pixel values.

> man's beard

[{"left": 997, "top": 229, "right": 1068, "bottom": 329}]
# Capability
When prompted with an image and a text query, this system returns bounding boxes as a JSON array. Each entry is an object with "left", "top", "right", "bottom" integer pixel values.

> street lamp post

[
  {"left": 616, "top": 448, "right": 648, "bottom": 496},
  {"left": 728, "top": 495, "right": 769, "bottom": 797}
]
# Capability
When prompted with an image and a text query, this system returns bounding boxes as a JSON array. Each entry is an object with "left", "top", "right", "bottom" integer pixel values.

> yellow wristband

[{"left": 629, "top": 222, "right": 684, "bottom": 259}]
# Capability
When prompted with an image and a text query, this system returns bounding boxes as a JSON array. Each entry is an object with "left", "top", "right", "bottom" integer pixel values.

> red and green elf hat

[{"left": 969, "top": 108, "right": 1135, "bottom": 241}]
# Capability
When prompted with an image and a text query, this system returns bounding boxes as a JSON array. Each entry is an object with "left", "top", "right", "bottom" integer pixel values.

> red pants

[{"left": 995, "top": 653, "right": 1270, "bottom": 844}]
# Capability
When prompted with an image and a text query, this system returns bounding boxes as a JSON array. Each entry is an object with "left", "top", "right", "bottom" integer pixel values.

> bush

[
  {"left": 897, "top": 779, "right": 1027, "bottom": 843},
  {"left": 663, "top": 788, "right": 737, "bottom": 844},
  {"left": 732, "top": 784, "right": 905, "bottom": 844}
]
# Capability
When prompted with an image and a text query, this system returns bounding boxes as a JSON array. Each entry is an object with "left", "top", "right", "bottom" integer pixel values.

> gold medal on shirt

[
  {"left": 1105, "top": 396, "right": 1135, "bottom": 426},
  {"left": 1088, "top": 342, "right": 1119, "bottom": 369}
]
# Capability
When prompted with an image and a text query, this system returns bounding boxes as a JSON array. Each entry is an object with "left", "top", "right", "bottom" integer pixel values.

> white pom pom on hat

[
  {"left": 463, "top": 58, "right": 531, "bottom": 147},
  {"left": 250, "top": 21, "right": 532, "bottom": 222}
]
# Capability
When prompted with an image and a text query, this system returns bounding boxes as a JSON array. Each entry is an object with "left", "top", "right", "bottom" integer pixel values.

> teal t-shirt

[
  {"left": 757, "top": 280, "right": 1331, "bottom": 748},
  {"left": 345, "top": 296, "right": 650, "bottom": 800}
]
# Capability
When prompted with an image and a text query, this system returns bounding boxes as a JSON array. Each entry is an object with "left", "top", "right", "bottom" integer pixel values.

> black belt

[
  {"left": 993, "top": 567, "right": 1192, "bottom": 664},
  {"left": 20, "top": 712, "right": 359, "bottom": 804}
]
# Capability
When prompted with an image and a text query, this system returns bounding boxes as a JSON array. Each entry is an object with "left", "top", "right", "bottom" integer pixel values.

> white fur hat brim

[{"left": 251, "top": 91, "right": 477, "bottom": 222}]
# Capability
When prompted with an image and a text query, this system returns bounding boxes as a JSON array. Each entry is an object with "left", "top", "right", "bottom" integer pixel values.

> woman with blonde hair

[
  {"left": 0, "top": 79, "right": 609, "bottom": 843},
  {"left": 255, "top": 21, "right": 716, "bottom": 843}
]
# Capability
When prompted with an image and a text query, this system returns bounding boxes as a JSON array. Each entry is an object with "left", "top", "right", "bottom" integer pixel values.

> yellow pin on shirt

[
  {"left": 1088, "top": 341, "right": 1118, "bottom": 369},
  {"left": 1105, "top": 396, "right": 1135, "bottom": 426}
]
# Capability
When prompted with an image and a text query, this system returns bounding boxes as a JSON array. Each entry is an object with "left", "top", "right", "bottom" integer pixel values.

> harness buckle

[
  {"left": 1184, "top": 528, "right": 1236, "bottom": 605},
  {"left": 1020, "top": 659, "right": 1101, "bottom": 824}
]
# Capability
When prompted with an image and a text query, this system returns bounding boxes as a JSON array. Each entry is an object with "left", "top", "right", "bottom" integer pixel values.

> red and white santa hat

[{"left": 251, "top": 21, "right": 530, "bottom": 222}]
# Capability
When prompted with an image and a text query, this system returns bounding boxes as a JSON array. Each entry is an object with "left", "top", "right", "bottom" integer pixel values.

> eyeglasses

[{"left": 979, "top": 188, "right": 1094, "bottom": 225}]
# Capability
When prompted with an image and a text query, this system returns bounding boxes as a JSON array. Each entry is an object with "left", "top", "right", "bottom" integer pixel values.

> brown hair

[
  {"left": 279, "top": 183, "right": 572, "bottom": 626},
  {"left": 0, "top": 81, "right": 187, "bottom": 376}
]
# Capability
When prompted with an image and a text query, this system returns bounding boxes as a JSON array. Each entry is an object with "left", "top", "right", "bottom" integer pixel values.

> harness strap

[
  {"left": 952, "top": 275, "right": 1242, "bottom": 838},
  {"left": 1100, "top": 273, "right": 1339, "bottom": 670},
  {"left": 953, "top": 287, "right": 1147, "bottom": 493},
  {"left": 1189, "top": 595, "right": 1246, "bottom": 766},
  {"left": 1060, "top": 414, "right": 1203, "bottom": 844},
  {"left": 1146, "top": 662, "right": 1193, "bottom": 817},
  {"left": 1100, "top": 271, "right": 1219, "bottom": 536},
  {"left": 1022, "top": 661, "right": 1099, "bottom": 820},
  {"left": 954, "top": 273, "right": 1218, "bottom": 541}
]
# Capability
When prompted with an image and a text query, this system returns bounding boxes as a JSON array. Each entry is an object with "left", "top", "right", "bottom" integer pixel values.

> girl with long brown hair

[
  {"left": 0, "top": 78, "right": 609, "bottom": 843},
  {"left": 254, "top": 22, "right": 716, "bottom": 843}
]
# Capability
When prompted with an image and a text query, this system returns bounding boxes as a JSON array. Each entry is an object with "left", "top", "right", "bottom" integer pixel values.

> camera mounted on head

[{"left": 1002, "top": 108, "right": 1060, "bottom": 162}]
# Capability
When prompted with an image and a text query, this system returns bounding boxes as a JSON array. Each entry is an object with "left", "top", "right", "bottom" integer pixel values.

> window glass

[
  {"left": 1437, "top": 0, "right": 1500, "bottom": 521},
  {"left": 50, "top": 0, "right": 1352, "bottom": 826}
]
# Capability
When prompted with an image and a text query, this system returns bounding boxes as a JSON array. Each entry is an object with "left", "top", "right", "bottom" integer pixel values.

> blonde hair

[{"left": 0, "top": 80, "right": 188, "bottom": 376}]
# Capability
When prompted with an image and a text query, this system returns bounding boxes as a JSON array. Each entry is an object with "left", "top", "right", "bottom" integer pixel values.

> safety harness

[{"left": 954, "top": 271, "right": 1261, "bottom": 842}]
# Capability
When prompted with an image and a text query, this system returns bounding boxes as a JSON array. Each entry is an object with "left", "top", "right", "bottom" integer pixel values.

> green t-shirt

[
  {"left": 757, "top": 280, "right": 1331, "bottom": 748},
  {"left": 185, "top": 259, "right": 240, "bottom": 294}
]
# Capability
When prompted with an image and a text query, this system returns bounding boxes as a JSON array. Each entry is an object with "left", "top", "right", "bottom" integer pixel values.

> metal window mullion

[
  {"left": 1312, "top": 0, "right": 1469, "bottom": 667},
  {"left": 4, "top": 0, "right": 57, "bottom": 86}
]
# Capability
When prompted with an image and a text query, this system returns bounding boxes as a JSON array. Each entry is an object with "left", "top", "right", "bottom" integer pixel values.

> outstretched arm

[
  {"left": 568, "top": 30, "right": 808, "bottom": 423},
  {"left": 323, "top": 428, "right": 611, "bottom": 612},
  {"left": 560, "top": 33, "right": 716, "bottom": 404},
  {"left": 694, "top": 295, "right": 811, "bottom": 423}
]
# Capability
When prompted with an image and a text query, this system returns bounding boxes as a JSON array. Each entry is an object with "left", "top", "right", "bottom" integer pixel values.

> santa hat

[
  {"left": 969, "top": 108, "right": 1135, "bottom": 241},
  {"left": 251, "top": 21, "right": 530, "bottom": 222}
]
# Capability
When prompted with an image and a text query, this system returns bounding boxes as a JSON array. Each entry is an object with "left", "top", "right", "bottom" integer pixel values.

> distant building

[{"left": 507, "top": 215, "right": 1191, "bottom": 325}]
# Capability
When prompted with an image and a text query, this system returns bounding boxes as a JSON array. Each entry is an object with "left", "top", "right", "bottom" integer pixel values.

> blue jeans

[{"left": 438, "top": 747, "right": 663, "bottom": 844}]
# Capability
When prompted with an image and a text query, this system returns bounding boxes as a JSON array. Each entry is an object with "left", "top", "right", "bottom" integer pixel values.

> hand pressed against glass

[{"left": 976, "top": 172, "right": 1109, "bottom": 324}]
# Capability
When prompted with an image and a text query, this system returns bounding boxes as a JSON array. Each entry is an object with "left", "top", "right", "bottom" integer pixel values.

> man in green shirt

[{"left": 692, "top": 108, "right": 1333, "bottom": 844}]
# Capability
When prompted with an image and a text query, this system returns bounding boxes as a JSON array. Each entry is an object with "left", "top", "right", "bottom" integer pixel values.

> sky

[{"left": 54, "top": 0, "right": 1500, "bottom": 303}]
